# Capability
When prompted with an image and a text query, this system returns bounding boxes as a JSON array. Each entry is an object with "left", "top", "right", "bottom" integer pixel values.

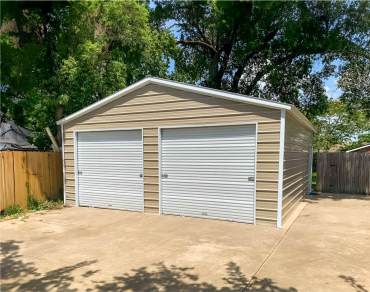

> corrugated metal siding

[
  {"left": 76, "top": 130, "right": 144, "bottom": 211},
  {"left": 63, "top": 84, "right": 281, "bottom": 224},
  {"left": 282, "top": 112, "right": 313, "bottom": 223},
  {"left": 160, "top": 125, "right": 256, "bottom": 223}
]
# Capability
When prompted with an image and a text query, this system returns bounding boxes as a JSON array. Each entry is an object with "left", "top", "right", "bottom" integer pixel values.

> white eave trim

[{"left": 56, "top": 77, "right": 292, "bottom": 125}]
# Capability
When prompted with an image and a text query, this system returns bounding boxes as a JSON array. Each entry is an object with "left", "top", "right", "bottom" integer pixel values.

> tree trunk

[{"left": 55, "top": 105, "right": 64, "bottom": 146}]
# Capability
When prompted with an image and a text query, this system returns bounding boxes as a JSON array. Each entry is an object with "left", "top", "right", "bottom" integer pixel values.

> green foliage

[
  {"left": 1, "top": 0, "right": 176, "bottom": 149},
  {"left": 340, "top": 133, "right": 370, "bottom": 152},
  {"left": 313, "top": 101, "right": 369, "bottom": 151},
  {"left": 154, "top": 0, "right": 369, "bottom": 118},
  {"left": 1, "top": 0, "right": 368, "bottom": 147},
  {"left": 27, "top": 196, "right": 63, "bottom": 211},
  {"left": 338, "top": 57, "right": 370, "bottom": 118},
  {"left": 27, "top": 195, "right": 41, "bottom": 211},
  {"left": 0, "top": 197, "right": 63, "bottom": 220},
  {"left": 1, "top": 205, "right": 24, "bottom": 218}
]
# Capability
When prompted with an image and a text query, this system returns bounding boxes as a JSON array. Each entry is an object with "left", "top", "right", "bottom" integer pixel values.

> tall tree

[
  {"left": 312, "top": 101, "right": 369, "bottom": 152},
  {"left": 153, "top": 0, "right": 369, "bottom": 118},
  {"left": 1, "top": 1, "right": 175, "bottom": 148},
  {"left": 338, "top": 56, "right": 370, "bottom": 118}
]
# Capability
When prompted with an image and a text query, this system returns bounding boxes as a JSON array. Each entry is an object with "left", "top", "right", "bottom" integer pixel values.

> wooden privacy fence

[
  {"left": 316, "top": 152, "right": 370, "bottom": 195},
  {"left": 0, "top": 151, "right": 63, "bottom": 211}
]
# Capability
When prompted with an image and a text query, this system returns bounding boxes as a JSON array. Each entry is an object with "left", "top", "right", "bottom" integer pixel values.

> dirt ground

[{"left": 1, "top": 194, "right": 369, "bottom": 291}]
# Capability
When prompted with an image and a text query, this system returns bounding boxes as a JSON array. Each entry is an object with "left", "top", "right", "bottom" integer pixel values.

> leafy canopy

[
  {"left": 313, "top": 101, "right": 369, "bottom": 151},
  {"left": 1, "top": 0, "right": 369, "bottom": 149},
  {"left": 1, "top": 1, "right": 175, "bottom": 148},
  {"left": 154, "top": 0, "right": 369, "bottom": 118}
]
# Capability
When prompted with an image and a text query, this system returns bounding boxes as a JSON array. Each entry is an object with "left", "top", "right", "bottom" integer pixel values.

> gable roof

[{"left": 56, "top": 77, "right": 315, "bottom": 132}]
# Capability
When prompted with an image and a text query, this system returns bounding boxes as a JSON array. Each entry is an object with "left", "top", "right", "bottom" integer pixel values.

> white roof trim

[
  {"left": 346, "top": 144, "right": 370, "bottom": 152},
  {"left": 56, "top": 77, "right": 314, "bottom": 132}
]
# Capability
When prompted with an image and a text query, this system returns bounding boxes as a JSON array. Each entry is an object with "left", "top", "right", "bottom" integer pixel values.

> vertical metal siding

[
  {"left": 161, "top": 125, "right": 256, "bottom": 223},
  {"left": 76, "top": 130, "right": 144, "bottom": 211}
]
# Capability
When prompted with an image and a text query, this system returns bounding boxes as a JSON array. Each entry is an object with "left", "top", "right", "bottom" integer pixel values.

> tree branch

[
  {"left": 231, "top": 28, "right": 280, "bottom": 92},
  {"left": 243, "top": 53, "right": 297, "bottom": 94},
  {"left": 177, "top": 39, "right": 218, "bottom": 55}
]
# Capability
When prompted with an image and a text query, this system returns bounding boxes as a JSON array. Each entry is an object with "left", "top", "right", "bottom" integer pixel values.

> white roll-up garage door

[
  {"left": 161, "top": 125, "right": 256, "bottom": 223},
  {"left": 76, "top": 130, "right": 143, "bottom": 211}
]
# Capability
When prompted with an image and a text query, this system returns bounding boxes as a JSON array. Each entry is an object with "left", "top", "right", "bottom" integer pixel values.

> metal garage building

[{"left": 57, "top": 77, "right": 315, "bottom": 227}]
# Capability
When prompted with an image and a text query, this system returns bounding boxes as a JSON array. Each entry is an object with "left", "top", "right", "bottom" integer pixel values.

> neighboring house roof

[
  {"left": 0, "top": 112, "right": 37, "bottom": 151},
  {"left": 56, "top": 77, "right": 315, "bottom": 132},
  {"left": 328, "top": 144, "right": 345, "bottom": 152},
  {"left": 346, "top": 144, "right": 370, "bottom": 152}
]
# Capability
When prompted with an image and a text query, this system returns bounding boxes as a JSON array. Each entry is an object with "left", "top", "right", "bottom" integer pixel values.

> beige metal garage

[{"left": 57, "top": 77, "right": 315, "bottom": 227}]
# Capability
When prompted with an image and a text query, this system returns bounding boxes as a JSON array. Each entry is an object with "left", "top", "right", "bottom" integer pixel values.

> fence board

[
  {"left": 13, "top": 152, "right": 28, "bottom": 208},
  {"left": 48, "top": 152, "right": 63, "bottom": 200},
  {"left": 0, "top": 151, "right": 63, "bottom": 211},
  {"left": 0, "top": 153, "right": 6, "bottom": 210},
  {"left": 2, "top": 152, "right": 15, "bottom": 208},
  {"left": 317, "top": 152, "right": 370, "bottom": 195}
]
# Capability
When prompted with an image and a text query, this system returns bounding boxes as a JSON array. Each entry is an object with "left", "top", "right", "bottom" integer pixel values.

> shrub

[
  {"left": 27, "top": 195, "right": 42, "bottom": 211},
  {"left": 27, "top": 195, "right": 63, "bottom": 211},
  {"left": 2, "top": 205, "right": 23, "bottom": 217}
]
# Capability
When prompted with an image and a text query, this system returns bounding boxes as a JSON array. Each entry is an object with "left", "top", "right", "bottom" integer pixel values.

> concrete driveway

[{"left": 1, "top": 194, "right": 369, "bottom": 291}]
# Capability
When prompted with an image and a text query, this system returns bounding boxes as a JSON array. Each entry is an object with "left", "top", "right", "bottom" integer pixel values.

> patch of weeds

[
  {"left": 38, "top": 199, "right": 64, "bottom": 210},
  {"left": 27, "top": 195, "right": 42, "bottom": 211},
  {"left": 1, "top": 197, "right": 63, "bottom": 221},
  {"left": 27, "top": 195, "right": 63, "bottom": 212},
  {"left": 1, "top": 205, "right": 24, "bottom": 219}
]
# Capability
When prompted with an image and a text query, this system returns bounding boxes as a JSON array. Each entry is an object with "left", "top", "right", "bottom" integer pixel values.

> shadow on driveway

[
  {"left": 1, "top": 240, "right": 297, "bottom": 292},
  {"left": 304, "top": 193, "right": 370, "bottom": 204}
]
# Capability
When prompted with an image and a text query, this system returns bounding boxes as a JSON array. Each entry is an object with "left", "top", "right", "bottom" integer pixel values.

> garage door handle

[
  {"left": 78, "top": 171, "right": 83, "bottom": 175},
  {"left": 162, "top": 173, "right": 168, "bottom": 178},
  {"left": 139, "top": 174, "right": 143, "bottom": 178},
  {"left": 248, "top": 176, "right": 254, "bottom": 181}
]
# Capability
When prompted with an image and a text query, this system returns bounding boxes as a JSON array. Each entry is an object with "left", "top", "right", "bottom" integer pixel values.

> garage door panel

[
  {"left": 161, "top": 125, "right": 256, "bottom": 223},
  {"left": 162, "top": 167, "right": 254, "bottom": 174},
  {"left": 163, "top": 185, "right": 255, "bottom": 196},
  {"left": 163, "top": 193, "right": 254, "bottom": 203},
  {"left": 163, "top": 175, "right": 255, "bottom": 183},
  {"left": 78, "top": 130, "right": 139, "bottom": 141},
  {"left": 77, "top": 154, "right": 142, "bottom": 160},
  {"left": 163, "top": 199, "right": 254, "bottom": 210},
  {"left": 162, "top": 165, "right": 255, "bottom": 172},
  {"left": 78, "top": 185, "right": 143, "bottom": 195},
  {"left": 164, "top": 178, "right": 255, "bottom": 186},
  {"left": 78, "top": 164, "right": 141, "bottom": 170},
  {"left": 77, "top": 130, "right": 143, "bottom": 212},
  {"left": 79, "top": 176, "right": 143, "bottom": 184},
  {"left": 163, "top": 205, "right": 254, "bottom": 222}
]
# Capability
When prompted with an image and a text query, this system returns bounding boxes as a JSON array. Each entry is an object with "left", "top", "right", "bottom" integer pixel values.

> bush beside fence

[
  {"left": 316, "top": 152, "right": 370, "bottom": 195},
  {"left": 0, "top": 151, "right": 63, "bottom": 211}
]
